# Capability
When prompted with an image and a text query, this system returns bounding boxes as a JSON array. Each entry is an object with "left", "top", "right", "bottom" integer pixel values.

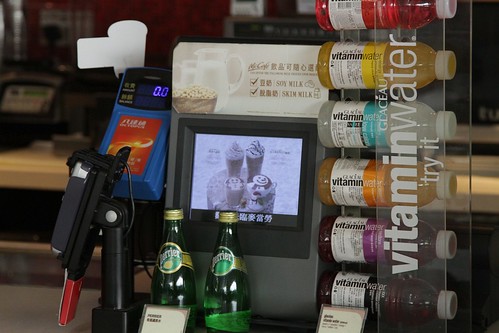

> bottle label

[
  {"left": 328, "top": 101, "right": 387, "bottom": 147},
  {"left": 328, "top": 0, "right": 366, "bottom": 30},
  {"left": 331, "top": 272, "right": 386, "bottom": 315},
  {"left": 330, "top": 159, "right": 378, "bottom": 206},
  {"left": 331, "top": 217, "right": 387, "bottom": 263},
  {"left": 157, "top": 242, "right": 194, "bottom": 274},
  {"left": 211, "top": 246, "right": 247, "bottom": 276},
  {"left": 328, "top": 42, "right": 386, "bottom": 89}
]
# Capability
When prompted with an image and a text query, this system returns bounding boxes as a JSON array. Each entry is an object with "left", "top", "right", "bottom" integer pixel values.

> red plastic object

[{"left": 58, "top": 276, "right": 84, "bottom": 326}]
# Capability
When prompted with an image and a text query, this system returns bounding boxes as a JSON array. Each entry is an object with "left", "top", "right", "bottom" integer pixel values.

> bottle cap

[
  {"left": 164, "top": 208, "right": 184, "bottom": 220},
  {"left": 436, "top": 0, "right": 457, "bottom": 19},
  {"left": 219, "top": 211, "right": 239, "bottom": 223},
  {"left": 437, "top": 290, "right": 458, "bottom": 320},
  {"left": 436, "top": 171, "right": 457, "bottom": 200},
  {"left": 435, "top": 51, "right": 456, "bottom": 80},
  {"left": 436, "top": 230, "right": 457, "bottom": 259},
  {"left": 436, "top": 111, "right": 457, "bottom": 140}
]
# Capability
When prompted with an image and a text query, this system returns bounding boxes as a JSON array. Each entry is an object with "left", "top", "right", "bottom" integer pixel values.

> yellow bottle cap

[
  {"left": 164, "top": 208, "right": 184, "bottom": 220},
  {"left": 219, "top": 211, "right": 239, "bottom": 223}
]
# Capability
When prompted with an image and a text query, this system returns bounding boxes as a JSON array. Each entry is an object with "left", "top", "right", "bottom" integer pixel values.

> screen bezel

[{"left": 166, "top": 111, "right": 319, "bottom": 259}]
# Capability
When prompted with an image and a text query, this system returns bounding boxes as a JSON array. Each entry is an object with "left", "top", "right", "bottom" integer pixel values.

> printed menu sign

[
  {"left": 172, "top": 41, "right": 328, "bottom": 117},
  {"left": 139, "top": 304, "right": 189, "bottom": 333},
  {"left": 317, "top": 305, "right": 367, "bottom": 333}
]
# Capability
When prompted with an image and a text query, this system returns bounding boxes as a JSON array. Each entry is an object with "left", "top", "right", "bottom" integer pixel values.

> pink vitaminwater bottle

[
  {"left": 318, "top": 216, "right": 457, "bottom": 266},
  {"left": 316, "top": 0, "right": 457, "bottom": 31},
  {"left": 317, "top": 270, "right": 458, "bottom": 326}
]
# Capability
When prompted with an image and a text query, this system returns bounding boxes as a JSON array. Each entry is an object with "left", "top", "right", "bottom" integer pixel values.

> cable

[
  {"left": 123, "top": 162, "right": 135, "bottom": 239},
  {"left": 121, "top": 161, "right": 154, "bottom": 279},
  {"left": 137, "top": 202, "right": 154, "bottom": 279}
]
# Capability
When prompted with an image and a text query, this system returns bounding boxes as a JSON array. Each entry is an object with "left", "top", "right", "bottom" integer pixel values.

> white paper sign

[
  {"left": 316, "top": 305, "right": 367, "bottom": 333},
  {"left": 77, "top": 20, "right": 147, "bottom": 78},
  {"left": 138, "top": 304, "right": 190, "bottom": 333}
]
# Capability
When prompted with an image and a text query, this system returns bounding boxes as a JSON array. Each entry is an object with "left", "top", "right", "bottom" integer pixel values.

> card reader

[{"left": 99, "top": 67, "right": 172, "bottom": 201}]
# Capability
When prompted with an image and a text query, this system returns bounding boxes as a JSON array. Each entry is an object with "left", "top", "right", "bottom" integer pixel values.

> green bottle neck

[
  {"left": 162, "top": 219, "right": 184, "bottom": 243},
  {"left": 216, "top": 222, "right": 242, "bottom": 255}
]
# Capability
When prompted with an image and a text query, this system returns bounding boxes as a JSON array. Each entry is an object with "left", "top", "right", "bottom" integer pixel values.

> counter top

[
  {"left": 0, "top": 141, "right": 68, "bottom": 191},
  {"left": 0, "top": 284, "right": 319, "bottom": 333},
  {"left": 0, "top": 284, "right": 98, "bottom": 333}
]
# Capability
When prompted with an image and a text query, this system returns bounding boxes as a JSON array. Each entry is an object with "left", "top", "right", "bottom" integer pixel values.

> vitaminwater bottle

[
  {"left": 204, "top": 211, "right": 251, "bottom": 333},
  {"left": 315, "top": 0, "right": 457, "bottom": 31},
  {"left": 318, "top": 215, "right": 457, "bottom": 265},
  {"left": 317, "top": 100, "right": 457, "bottom": 148},
  {"left": 150, "top": 208, "right": 197, "bottom": 332},
  {"left": 317, "top": 270, "right": 458, "bottom": 326},
  {"left": 317, "top": 40, "right": 456, "bottom": 90},
  {"left": 317, "top": 158, "right": 457, "bottom": 207}
]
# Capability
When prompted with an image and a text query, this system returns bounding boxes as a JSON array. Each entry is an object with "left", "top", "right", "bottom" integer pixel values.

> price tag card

[
  {"left": 139, "top": 304, "right": 190, "bottom": 333},
  {"left": 316, "top": 305, "right": 367, "bottom": 333}
]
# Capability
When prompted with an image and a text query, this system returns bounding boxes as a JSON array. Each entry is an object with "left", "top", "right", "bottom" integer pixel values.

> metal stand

[{"left": 90, "top": 198, "right": 147, "bottom": 333}]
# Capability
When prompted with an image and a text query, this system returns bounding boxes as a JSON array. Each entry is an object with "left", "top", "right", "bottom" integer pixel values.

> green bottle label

[
  {"left": 211, "top": 246, "right": 247, "bottom": 276},
  {"left": 157, "top": 242, "right": 193, "bottom": 274}
]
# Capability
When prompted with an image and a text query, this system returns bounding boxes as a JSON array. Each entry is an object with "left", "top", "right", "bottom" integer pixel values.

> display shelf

[{"left": 314, "top": 1, "right": 472, "bottom": 332}]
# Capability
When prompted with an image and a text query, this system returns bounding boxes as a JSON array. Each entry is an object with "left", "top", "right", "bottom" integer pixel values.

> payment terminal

[{"left": 99, "top": 67, "right": 172, "bottom": 201}]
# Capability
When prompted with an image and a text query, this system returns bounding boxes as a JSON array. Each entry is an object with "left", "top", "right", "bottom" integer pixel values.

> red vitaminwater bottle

[
  {"left": 316, "top": 0, "right": 457, "bottom": 31},
  {"left": 317, "top": 270, "right": 458, "bottom": 326},
  {"left": 318, "top": 216, "right": 457, "bottom": 266}
]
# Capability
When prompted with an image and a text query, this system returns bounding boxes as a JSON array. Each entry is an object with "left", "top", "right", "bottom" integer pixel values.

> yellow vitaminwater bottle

[
  {"left": 317, "top": 158, "right": 457, "bottom": 207},
  {"left": 317, "top": 40, "right": 456, "bottom": 90}
]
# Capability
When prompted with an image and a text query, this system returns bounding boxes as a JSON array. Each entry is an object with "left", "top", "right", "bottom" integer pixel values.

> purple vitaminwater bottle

[{"left": 318, "top": 216, "right": 457, "bottom": 265}]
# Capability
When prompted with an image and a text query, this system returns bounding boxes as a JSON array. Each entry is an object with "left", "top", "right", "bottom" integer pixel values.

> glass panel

[{"left": 374, "top": 1, "right": 472, "bottom": 332}]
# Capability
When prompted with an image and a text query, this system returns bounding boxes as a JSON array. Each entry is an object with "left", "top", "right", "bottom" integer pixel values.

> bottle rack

[{"left": 316, "top": 2, "right": 472, "bottom": 332}]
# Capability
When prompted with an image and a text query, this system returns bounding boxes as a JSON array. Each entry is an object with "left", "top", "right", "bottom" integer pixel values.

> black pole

[
  {"left": 92, "top": 201, "right": 146, "bottom": 333},
  {"left": 101, "top": 226, "right": 133, "bottom": 310}
]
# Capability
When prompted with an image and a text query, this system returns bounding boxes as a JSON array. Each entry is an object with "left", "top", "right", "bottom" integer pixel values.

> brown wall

[{"left": 24, "top": 0, "right": 285, "bottom": 68}]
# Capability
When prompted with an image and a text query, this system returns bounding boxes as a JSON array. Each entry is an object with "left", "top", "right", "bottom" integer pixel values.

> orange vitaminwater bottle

[
  {"left": 318, "top": 215, "right": 457, "bottom": 265},
  {"left": 317, "top": 270, "right": 458, "bottom": 326},
  {"left": 316, "top": 40, "right": 456, "bottom": 90},
  {"left": 315, "top": 0, "right": 457, "bottom": 31},
  {"left": 317, "top": 158, "right": 457, "bottom": 207}
]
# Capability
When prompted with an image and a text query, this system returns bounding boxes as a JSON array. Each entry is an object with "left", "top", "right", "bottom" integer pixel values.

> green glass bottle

[
  {"left": 150, "top": 208, "right": 197, "bottom": 331},
  {"left": 204, "top": 211, "right": 251, "bottom": 333}
]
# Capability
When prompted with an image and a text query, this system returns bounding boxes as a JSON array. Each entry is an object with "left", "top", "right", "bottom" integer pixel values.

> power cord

[{"left": 123, "top": 162, "right": 135, "bottom": 239}]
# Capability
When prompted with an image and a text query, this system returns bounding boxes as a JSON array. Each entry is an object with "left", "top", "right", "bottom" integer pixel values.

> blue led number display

[
  {"left": 131, "top": 83, "right": 171, "bottom": 109},
  {"left": 153, "top": 86, "right": 169, "bottom": 97},
  {"left": 136, "top": 84, "right": 170, "bottom": 97}
]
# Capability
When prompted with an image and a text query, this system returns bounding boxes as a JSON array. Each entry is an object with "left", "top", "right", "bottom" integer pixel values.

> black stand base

[{"left": 92, "top": 298, "right": 147, "bottom": 333}]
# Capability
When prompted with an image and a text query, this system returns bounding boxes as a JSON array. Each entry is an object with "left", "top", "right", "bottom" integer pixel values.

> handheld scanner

[
  {"left": 99, "top": 67, "right": 172, "bottom": 201},
  {"left": 51, "top": 147, "right": 131, "bottom": 268},
  {"left": 50, "top": 147, "right": 130, "bottom": 325}
]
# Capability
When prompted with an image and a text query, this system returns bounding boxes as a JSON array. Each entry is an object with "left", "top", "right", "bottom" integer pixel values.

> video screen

[{"left": 190, "top": 133, "right": 304, "bottom": 228}]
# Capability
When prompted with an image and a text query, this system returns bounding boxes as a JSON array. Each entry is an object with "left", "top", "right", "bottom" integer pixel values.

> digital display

[
  {"left": 136, "top": 84, "right": 170, "bottom": 97},
  {"left": 118, "top": 82, "right": 171, "bottom": 110},
  {"left": 190, "top": 133, "right": 303, "bottom": 228},
  {"left": 1, "top": 84, "right": 55, "bottom": 114}
]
